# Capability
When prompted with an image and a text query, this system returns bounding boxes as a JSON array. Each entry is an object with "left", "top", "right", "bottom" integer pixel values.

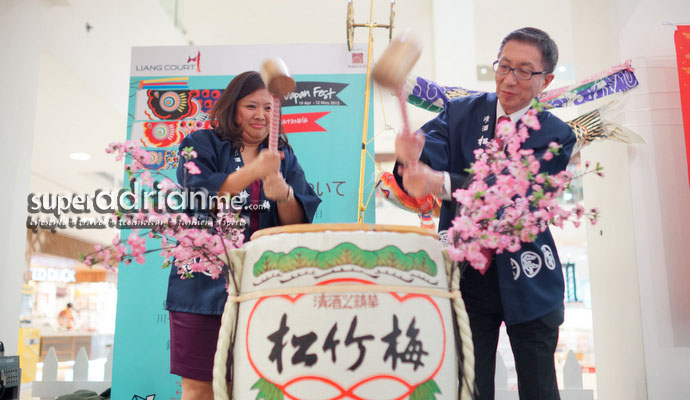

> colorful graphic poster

[
  {"left": 113, "top": 44, "right": 374, "bottom": 399},
  {"left": 674, "top": 26, "right": 690, "bottom": 189}
]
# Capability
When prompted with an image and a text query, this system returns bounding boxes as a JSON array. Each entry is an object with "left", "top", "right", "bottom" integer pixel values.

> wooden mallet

[
  {"left": 372, "top": 32, "right": 422, "bottom": 162},
  {"left": 260, "top": 57, "right": 296, "bottom": 152},
  {"left": 372, "top": 31, "right": 422, "bottom": 93},
  {"left": 372, "top": 32, "right": 421, "bottom": 139}
]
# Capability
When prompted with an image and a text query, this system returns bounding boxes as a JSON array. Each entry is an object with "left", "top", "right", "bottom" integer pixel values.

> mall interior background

[{"left": 1, "top": 0, "right": 689, "bottom": 399}]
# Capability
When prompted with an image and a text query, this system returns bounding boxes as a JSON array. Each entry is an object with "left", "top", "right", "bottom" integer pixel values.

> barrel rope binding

[
  {"left": 443, "top": 249, "right": 475, "bottom": 400},
  {"left": 213, "top": 250, "right": 245, "bottom": 400}
]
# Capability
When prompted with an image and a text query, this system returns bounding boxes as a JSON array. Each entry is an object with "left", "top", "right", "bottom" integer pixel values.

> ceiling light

[
  {"left": 476, "top": 65, "right": 494, "bottom": 81},
  {"left": 69, "top": 152, "right": 91, "bottom": 161}
]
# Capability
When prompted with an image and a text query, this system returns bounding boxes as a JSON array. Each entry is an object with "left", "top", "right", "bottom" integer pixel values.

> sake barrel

[{"left": 215, "top": 224, "right": 470, "bottom": 400}]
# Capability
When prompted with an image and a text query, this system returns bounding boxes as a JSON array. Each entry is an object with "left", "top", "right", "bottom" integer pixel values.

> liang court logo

[{"left": 135, "top": 50, "right": 201, "bottom": 73}]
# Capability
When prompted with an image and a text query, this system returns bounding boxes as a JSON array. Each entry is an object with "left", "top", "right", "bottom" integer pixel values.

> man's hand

[
  {"left": 395, "top": 129, "right": 425, "bottom": 164},
  {"left": 398, "top": 162, "right": 444, "bottom": 198}
]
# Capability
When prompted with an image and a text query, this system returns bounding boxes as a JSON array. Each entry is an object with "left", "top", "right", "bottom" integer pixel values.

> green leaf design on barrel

[
  {"left": 410, "top": 379, "right": 441, "bottom": 399},
  {"left": 253, "top": 243, "right": 437, "bottom": 277},
  {"left": 251, "top": 377, "right": 283, "bottom": 400}
]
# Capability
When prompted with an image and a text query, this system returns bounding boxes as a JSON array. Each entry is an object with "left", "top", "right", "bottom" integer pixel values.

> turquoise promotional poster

[{"left": 112, "top": 44, "right": 374, "bottom": 399}]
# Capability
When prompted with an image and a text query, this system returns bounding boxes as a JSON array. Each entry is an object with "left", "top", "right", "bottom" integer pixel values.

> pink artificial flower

[
  {"left": 574, "top": 204, "right": 585, "bottom": 218},
  {"left": 521, "top": 109, "right": 541, "bottom": 130},
  {"left": 183, "top": 161, "right": 201, "bottom": 175},
  {"left": 496, "top": 118, "right": 516, "bottom": 141},
  {"left": 472, "top": 161, "right": 490, "bottom": 180},
  {"left": 157, "top": 178, "right": 177, "bottom": 192},
  {"left": 445, "top": 246, "right": 464, "bottom": 262},
  {"left": 140, "top": 171, "right": 153, "bottom": 187}
]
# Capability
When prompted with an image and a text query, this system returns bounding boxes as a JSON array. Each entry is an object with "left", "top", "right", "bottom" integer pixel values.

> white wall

[
  {"left": 432, "top": 0, "right": 477, "bottom": 88},
  {"left": 0, "top": 0, "right": 42, "bottom": 356},
  {"left": 615, "top": 0, "right": 690, "bottom": 398},
  {"left": 568, "top": 2, "right": 649, "bottom": 399},
  {"left": 572, "top": 0, "right": 690, "bottom": 399}
]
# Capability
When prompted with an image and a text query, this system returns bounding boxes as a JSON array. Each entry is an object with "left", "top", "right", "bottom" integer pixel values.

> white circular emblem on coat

[
  {"left": 541, "top": 245, "right": 556, "bottom": 270},
  {"left": 521, "top": 251, "right": 542, "bottom": 278},
  {"left": 510, "top": 258, "right": 521, "bottom": 280},
  {"left": 438, "top": 230, "right": 449, "bottom": 247}
]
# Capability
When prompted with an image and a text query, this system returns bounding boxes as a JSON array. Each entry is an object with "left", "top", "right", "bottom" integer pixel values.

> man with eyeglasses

[{"left": 394, "top": 27, "right": 575, "bottom": 399}]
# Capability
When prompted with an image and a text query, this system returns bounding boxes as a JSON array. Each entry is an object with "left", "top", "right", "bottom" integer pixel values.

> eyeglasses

[{"left": 493, "top": 61, "right": 547, "bottom": 81}]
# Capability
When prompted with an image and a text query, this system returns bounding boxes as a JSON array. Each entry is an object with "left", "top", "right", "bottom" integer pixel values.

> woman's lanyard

[{"left": 233, "top": 150, "right": 262, "bottom": 234}]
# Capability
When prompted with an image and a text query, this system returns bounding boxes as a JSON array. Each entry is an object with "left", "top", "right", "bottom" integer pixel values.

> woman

[{"left": 165, "top": 71, "right": 321, "bottom": 399}]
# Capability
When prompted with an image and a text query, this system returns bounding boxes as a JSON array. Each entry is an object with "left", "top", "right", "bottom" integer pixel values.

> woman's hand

[
  {"left": 263, "top": 172, "right": 290, "bottom": 201},
  {"left": 249, "top": 149, "right": 283, "bottom": 180}
]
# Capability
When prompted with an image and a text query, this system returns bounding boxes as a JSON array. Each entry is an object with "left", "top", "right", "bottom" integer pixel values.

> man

[{"left": 395, "top": 27, "right": 575, "bottom": 399}]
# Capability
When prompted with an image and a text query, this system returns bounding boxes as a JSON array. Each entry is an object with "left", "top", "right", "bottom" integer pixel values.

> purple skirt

[{"left": 169, "top": 311, "right": 232, "bottom": 381}]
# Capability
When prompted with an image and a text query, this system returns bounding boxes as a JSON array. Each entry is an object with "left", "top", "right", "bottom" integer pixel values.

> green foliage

[
  {"left": 252, "top": 243, "right": 437, "bottom": 277},
  {"left": 182, "top": 146, "right": 195, "bottom": 158},
  {"left": 251, "top": 378, "right": 283, "bottom": 400},
  {"left": 531, "top": 98, "right": 545, "bottom": 112},
  {"left": 409, "top": 379, "right": 441, "bottom": 400}
]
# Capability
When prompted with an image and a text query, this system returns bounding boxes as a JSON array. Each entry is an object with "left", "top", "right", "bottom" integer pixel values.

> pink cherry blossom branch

[
  {"left": 447, "top": 109, "right": 604, "bottom": 273},
  {"left": 82, "top": 142, "right": 245, "bottom": 290}
]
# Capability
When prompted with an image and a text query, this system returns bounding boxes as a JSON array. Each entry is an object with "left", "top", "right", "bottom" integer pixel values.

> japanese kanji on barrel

[{"left": 214, "top": 224, "right": 471, "bottom": 400}]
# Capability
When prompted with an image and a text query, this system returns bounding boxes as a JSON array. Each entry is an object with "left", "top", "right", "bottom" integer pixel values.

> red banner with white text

[{"left": 674, "top": 26, "right": 690, "bottom": 188}]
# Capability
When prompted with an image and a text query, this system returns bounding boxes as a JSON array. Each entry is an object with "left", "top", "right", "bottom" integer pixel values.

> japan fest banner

[
  {"left": 112, "top": 44, "right": 374, "bottom": 399},
  {"left": 674, "top": 25, "right": 690, "bottom": 189}
]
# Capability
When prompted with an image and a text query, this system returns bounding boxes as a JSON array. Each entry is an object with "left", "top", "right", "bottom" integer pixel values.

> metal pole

[{"left": 356, "top": 0, "right": 376, "bottom": 223}]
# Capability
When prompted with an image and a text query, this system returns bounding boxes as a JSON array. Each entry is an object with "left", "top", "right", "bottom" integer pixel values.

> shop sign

[{"left": 30, "top": 267, "right": 76, "bottom": 283}]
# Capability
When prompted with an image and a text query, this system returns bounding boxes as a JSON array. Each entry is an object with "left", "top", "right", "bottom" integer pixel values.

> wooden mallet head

[
  {"left": 372, "top": 31, "right": 422, "bottom": 90},
  {"left": 260, "top": 57, "right": 296, "bottom": 97}
]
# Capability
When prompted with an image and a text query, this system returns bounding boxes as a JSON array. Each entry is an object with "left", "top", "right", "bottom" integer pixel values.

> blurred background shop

[{"left": 17, "top": 231, "right": 117, "bottom": 385}]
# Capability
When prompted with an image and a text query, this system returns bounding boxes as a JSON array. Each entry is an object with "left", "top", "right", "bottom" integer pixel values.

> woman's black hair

[{"left": 209, "top": 71, "right": 289, "bottom": 150}]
